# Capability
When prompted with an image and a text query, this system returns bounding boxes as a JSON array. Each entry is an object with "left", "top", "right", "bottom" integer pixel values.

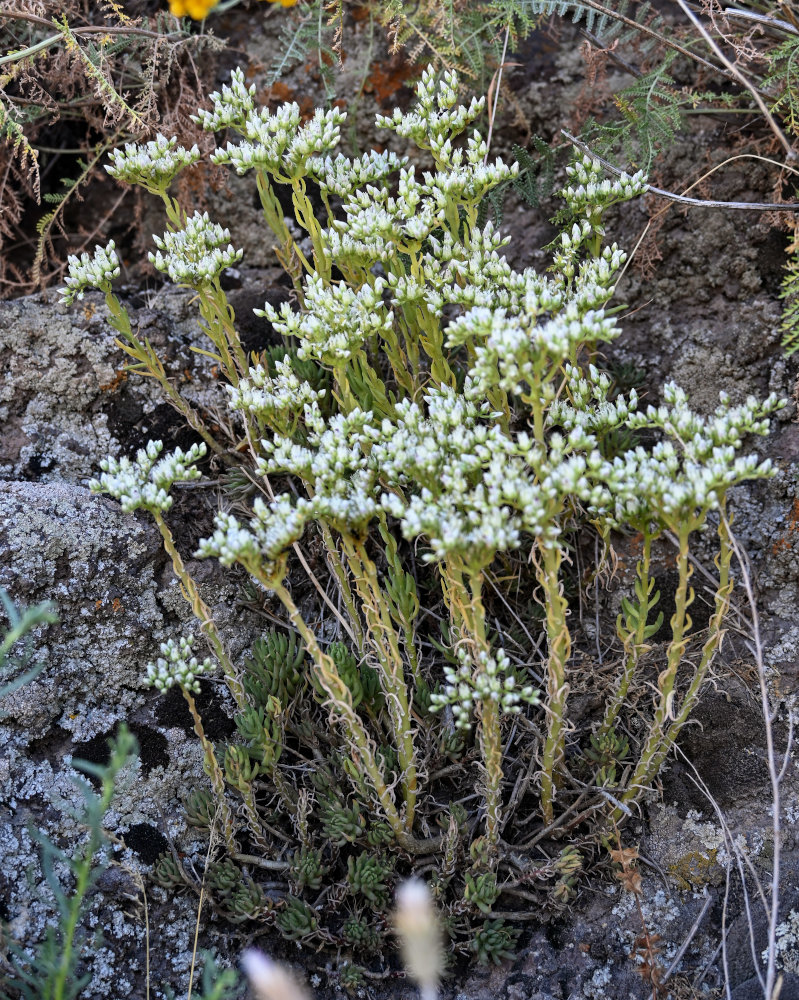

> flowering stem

[
  {"left": 196, "top": 280, "right": 248, "bottom": 386},
  {"left": 600, "top": 529, "right": 656, "bottom": 738},
  {"left": 619, "top": 512, "right": 733, "bottom": 818},
  {"left": 341, "top": 535, "right": 418, "bottom": 833},
  {"left": 291, "top": 178, "right": 330, "bottom": 281},
  {"left": 618, "top": 522, "right": 693, "bottom": 815},
  {"left": 319, "top": 523, "right": 365, "bottom": 652},
  {"left": 255, "top": 169, "right": 310, "bottom": 290},
  {"left": 468, "top": 572, "right": 503, "bottom": 858},
  {"left": 182, "top": 689, "right": 238, "bottom": 854},
  {"left": 152, "top": 511, "right": 246, "bottom": 712},
  {"left": 269, "top": 578, "right": 404, "bottom": 838},
  {"left": 539, "top": 542, "right": 571, "bottom": 826},
  {"left": 441, "top": 556, "right": 503, "bottom": 856},
  {"left": 104, "top": 292, "right": 228, "bottom": 459}
]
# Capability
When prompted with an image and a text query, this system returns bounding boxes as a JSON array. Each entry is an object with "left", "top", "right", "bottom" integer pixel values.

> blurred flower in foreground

[
  {"left": 168, "top": 0, "right": 298, "bottom": 20},
  {"left": 394, "top": 879, "right": 443, "bottom": 1000},
  {"left": 241, "top": 950, "right": 310, "bottom": 1000}
]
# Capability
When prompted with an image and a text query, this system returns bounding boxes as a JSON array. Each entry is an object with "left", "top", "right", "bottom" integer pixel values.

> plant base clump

[{"left": 62, "top": 65, "right": 783, "bottom": 977}]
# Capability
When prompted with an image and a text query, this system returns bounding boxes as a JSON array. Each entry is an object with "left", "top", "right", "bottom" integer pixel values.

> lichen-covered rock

[
  {"left": 0, "top": 479, "right": 261, "bottom": 997},
  {"left": 0, "top": 481, "right": 166, "bottom": 738}
]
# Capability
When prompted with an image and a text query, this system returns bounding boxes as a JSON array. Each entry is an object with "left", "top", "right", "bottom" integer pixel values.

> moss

[{"left": 666, "top": 849, "right": 723, "bottom": 891}]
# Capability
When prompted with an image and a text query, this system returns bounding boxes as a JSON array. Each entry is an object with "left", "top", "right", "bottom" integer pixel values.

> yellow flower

[
  {"left": 168, "top": 0, "right": 299, "bottom": 20},
  {"left": 168, "top": 0, "right": 217, "bottom": 18}
]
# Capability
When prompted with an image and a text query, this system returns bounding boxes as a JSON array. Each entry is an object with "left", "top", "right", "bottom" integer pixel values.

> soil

[{"left": 1, "top": 6, "right": 798, "bottom": 1000}]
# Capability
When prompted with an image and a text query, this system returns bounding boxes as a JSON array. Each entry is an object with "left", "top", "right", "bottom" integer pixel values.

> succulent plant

[
  {"left": 365, "top": 821, "right": 394, "bottom": 848},
  {"left": 289, "top": 846, "right": 328, "bottom": 891},
  {"left": 224, "top": 743, "right": 260, "bottom": 794},
  {"left": 320, "top": 797, "right": 366, "bottom": 846},
  {"left": 470, "top": 919, "right": 520, "bottom": 966},
  {"left": 464, "top": 871, "right": 500, "bottom": 915},
  {"left": 229, "top": 880, "right": 268, "bottom": 921},
  {"left": 341, "top": 913, "right": 383, "bottom": 956},
  {"left": 346, "top": 852, "right": 394, "bottom": 908},
  {"left": 151, "top": 851, "right": 185, "bottom": 890},
  {"left": 243, "top": 630, "right": 306, "bottom": 708},
  {"left": 313, "top": 642, "right": 381, "bottom": 710},
  {"left": 207, "top": 858, "right": 242, "bottom": 900},
  {"left": 338, "top": 962, "right": 366, "bottom": 994},
  {"left": 584, "top": 727, "right": 629, "bottom": 788},
  {"left": 234, "top": 700, "right": 283, "bottom": 770},
  {"left": 277, "top": 895, "right": 318, "bottom": 941},
  {"left": 184, "top": 788, "right": 216, "bottom": 829},
  {"left": 553, "top": 846, "right": 584, "bottom": 902}
]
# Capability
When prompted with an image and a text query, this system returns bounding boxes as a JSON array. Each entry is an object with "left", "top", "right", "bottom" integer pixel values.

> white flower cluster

[
  {"left": 226, "top": 356, "right": 326, "bottom": 425},
  {"left": 446, "top": 305, "right": 617, "bottom": 398},
  {"left": 212, "top": 103, "right": 346, "bottom": 181},
  {"left": 193, "top": 67, "right": 256, "bottom": 133},
  {"left": 325, "top": 167, "right": 447, "bottom": 261},
  {"left": 561, "top": 154, "right": 647, "bottom": 228},
  {"left": 386, "top": 223, "right": 562, "bottom": 319},
  {"left": 259, "top": 406, "right": 380, "bottom": 530},
  {"left": 196, "top": 495, "right": 307, "bottom": 582},
  {"left": 424, "top": 130, "right": 518, "bottom": 205},
  {"left": 149, "top": 212, "right": 243, "bottom": 286},
  {"left": 105, "top": 134, "right": 200, "bottom": 192},
  {"left": 376, "top": 66, "right": 484, "bottom": 156},
  {"left": 601, "top": 382, "right": 781, "bottom": 526},
  {"left": 90, "top": 440, "right": 206, "bottom": 513},
  {"left": 256, "top": 276, "right": 392, "bottom": 365},
  {"left": 61, "top": 241, "right": 120, "bottom": 304},
  {"left": 145, "top": 634, "right": 215, "bottom": 694},
  {"left": 373, "top": 387, "right": 583, "bottom": 561},
  {"left": 429, "top": 646, "right": 539, "bottom": 730},
  {"left": 551, "top": 221, "right": 628, "bottom": 294},
  {"left": 307, "top": 149, "right": 408, "bottom": 199},
  {"left": 549, "top": 363, "right": 638, "bottom": 433}
]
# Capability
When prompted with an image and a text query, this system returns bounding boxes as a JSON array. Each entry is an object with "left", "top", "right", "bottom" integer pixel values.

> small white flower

[
  {"left": 430, "top": 646, "right": 539, "bottom": 729},
  {"left": 145, "top": 634, "right": 215, "bottom": 694},
  {"left": 60, "top": 241, "right": 120, "bottom": 304},
  {"left": 89, "top": 440, "right": 206, "bottom": 513},
  {"left": 193, "top": 67, "right": 256, "bottom": 133},
  {"left": 106, "top": 134, "right": 200, "bottom": 192},
  {"left": 149, "top": 212, "right": 243, "bottom": 286}
]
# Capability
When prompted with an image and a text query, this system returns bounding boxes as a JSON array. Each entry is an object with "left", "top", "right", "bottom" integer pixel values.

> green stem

[
  {"left": 441, "top": 556, "right": 503, "bottom": 857},
  {"left": 539, "top": 542, "right": 571, "bottom": 826},
  {"left": 342, "top": 536, "right": 418, "bottom": 833},
  {"left": 320, "top": 523, "right": 365, "bottom": 653},
  {"left": 152, "top": 512, "right": 246, "bottom": 712},
  {"left": 270, "top": 579, "right": 405, "bottom": 840},
  {"left": 104, "top": 292, "right": 228, "bottom": 459},
  {"left": 183, "top": 689, "right": 238, "bottom": 854},
  {"left": 468, "top": 571, "right": 503, "bottom": 858},
  {"left": 600, "top": 530, "right": 656, "bottom": 737},
  {"left": 623, "top": 512, "right": 733, "bottom": 816},
  {"left": 195, "top": 283, "right": 246, "bottom": 387},
  {"left": 52, "top": 827, "right": 98, "bottom": 1000},
  {"left": 619, "top": 522, "right": 694, "bottom": 814}
]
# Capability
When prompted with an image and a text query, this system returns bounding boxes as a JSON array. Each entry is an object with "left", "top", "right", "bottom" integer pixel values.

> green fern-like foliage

[
  {"left": 583, "top": 56, "right": 688, "bottom": 170},
  {"left": 0, "top": 589, "right": 58, "bottom": 706},
  {"left": 780, "top": 231, "right": 799, "bottom": 355},
  {"left": 522, "top": 0, "right": 672, "bottom": 53},
  {"left": 766, "top": 36, "right": 799, "bottom": 138},
  {"left": 268, "top": 0, "right": 342, "bottom": 99},
  {"left": 3, "top": 727, "right": 138, "bottom": 1000}
]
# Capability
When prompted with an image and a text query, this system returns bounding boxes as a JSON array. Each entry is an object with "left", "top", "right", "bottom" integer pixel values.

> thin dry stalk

[
  {"left": 673, "top": 0, "right": 796, "bottom": 160},
  {"left": 724, "top": 517, "right": 791, "bottom": 1000}
]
